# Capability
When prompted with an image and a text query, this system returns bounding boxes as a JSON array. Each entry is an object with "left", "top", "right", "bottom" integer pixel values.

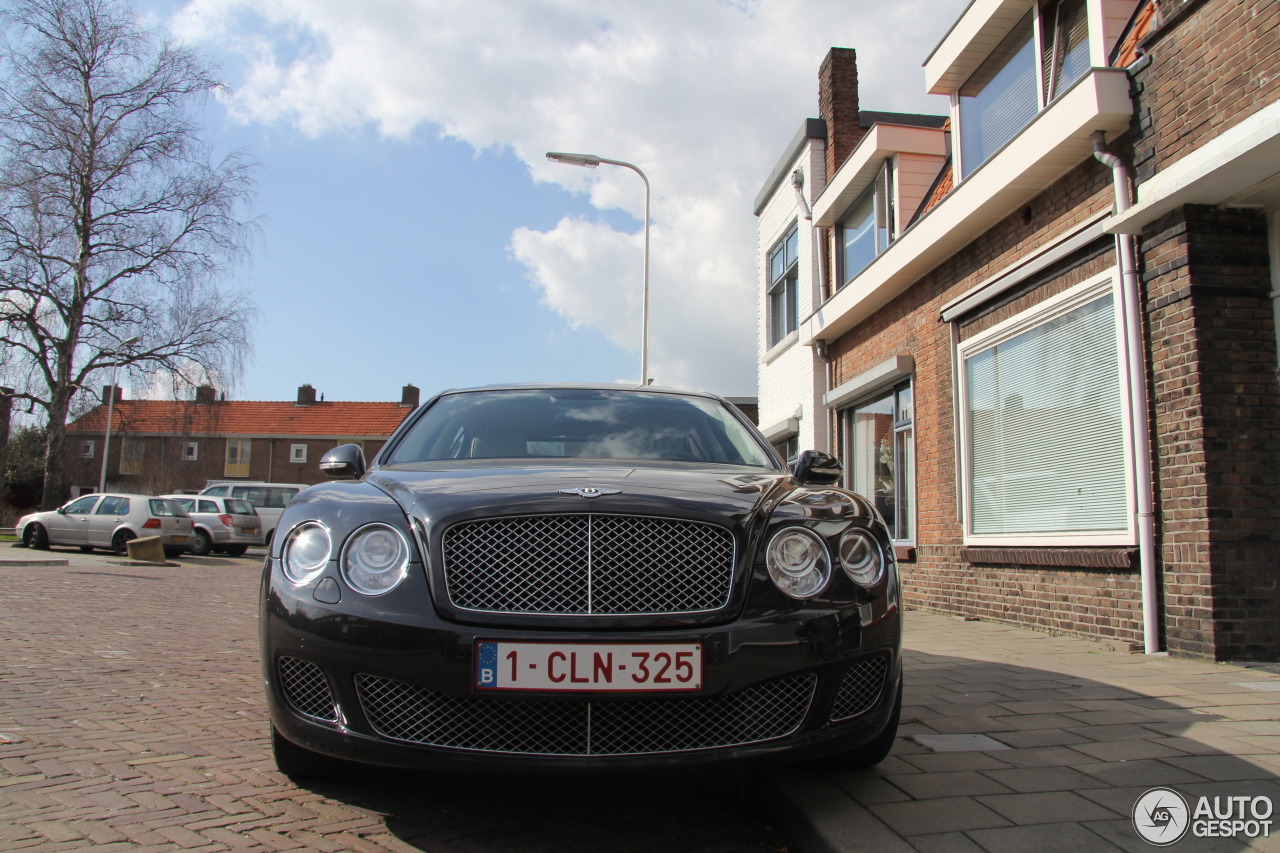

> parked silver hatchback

[
  {"left": 162, "top": 494, "right": 260, "bottom": 557},
  {"left": 16, "top": 493, "right": 194, "bottom": 556}
]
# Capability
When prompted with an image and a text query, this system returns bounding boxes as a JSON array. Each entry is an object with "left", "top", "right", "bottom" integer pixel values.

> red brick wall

[{"left": 819, "top": 48, "right": 864, "bottom": 181}]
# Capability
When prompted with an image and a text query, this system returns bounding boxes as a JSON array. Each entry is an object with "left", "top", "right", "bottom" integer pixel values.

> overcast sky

[{"left": 140, "top": 0, "right": 967, "bottom": 403}]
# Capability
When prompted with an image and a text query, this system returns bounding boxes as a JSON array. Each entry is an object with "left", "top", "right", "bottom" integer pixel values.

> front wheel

[
  {"left": 271, "top": 726, "right": 354, "bottom": 782},
  {"left": 22, "top": 524, "right": 49, "bottom": 550},
  {"left": 111, "top": 530, "right": 135, "bottom": 556},
  {"left": 188, "top": 529, "right": 213, "bottom": 556}
]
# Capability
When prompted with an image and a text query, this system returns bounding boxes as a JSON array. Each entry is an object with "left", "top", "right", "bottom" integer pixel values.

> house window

[
  {"left": 958, "top": 11, "right": 1038, "bottom": 177},
  {"left": 772, "top": 435, "right": 799, "bottom": 466},
  {"left": 768, "top": 226, "right": 799, "bottom": 346},
  {"left": 1041, "top": 0, "right": 1091, "bottom": 102},
  {"left": 80, "top": 440, "right": 94, "bottom": 459},
  {"left": 225, "top": 439, "right": 252, "bottom": 478},
  {"left": 843, "top": 380, "right": 914, "bottom": 542},
  {"left": 959, "top": 274, "right": 1129, "bottom": 542},
  {"left": 120, "top": 438, "right": 145, "bottom": 475},
  {"left": 290, "top": 444, "right": 307, "bottom": 464},
  {"left": 183, "top": 441, "right": 199, "bottom": 461},
  {"left": 837, "top": 161, "right": 894, "bottom": 287}
]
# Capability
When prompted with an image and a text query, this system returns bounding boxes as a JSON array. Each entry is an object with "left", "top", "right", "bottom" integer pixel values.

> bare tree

[{"left": 0, "top": 0, "right": 257, "bottom": 508}]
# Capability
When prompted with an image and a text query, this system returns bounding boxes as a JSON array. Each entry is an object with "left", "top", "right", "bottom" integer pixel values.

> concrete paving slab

[
  {"left": 868, "top": 796, "right": 1012, "bottom": 836},
  {"left": 975, "top": 790, "right": 1124, "bottom": 824},
  {"left": 981, "top": 765, "right": 1113, "bottom": 793},
  {"left": 889, "top": 770, "right": 1013, "bottom": 800},
  {"left": 911, "top": 734, "right": 1012, "bottom": 753}
]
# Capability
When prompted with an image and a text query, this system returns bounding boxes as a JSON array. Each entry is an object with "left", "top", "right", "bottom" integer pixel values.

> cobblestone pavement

[
  {"left": 0, "top": 548, "right": 791, "bottom": 853},
  {"left": 780, "top": 611, "right": 1280, "bottom": 853}
]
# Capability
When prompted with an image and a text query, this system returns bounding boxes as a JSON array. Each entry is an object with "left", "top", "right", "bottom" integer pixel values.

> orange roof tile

[
  {"left": 68, "top": 400, "right": 413, "bottom": 438},
  {"left": 1113, "top": 0, "right": 1158, "bottom": 68}
]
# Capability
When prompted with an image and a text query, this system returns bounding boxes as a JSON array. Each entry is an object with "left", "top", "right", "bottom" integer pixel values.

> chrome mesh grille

[
  {"left": 355, "top": 673, "right": 816, "bottom": 756},
  {"left": 830, "top": 657, "right": 888, "bottom": 722},
  {"left": 278, "top": 657, "right": 337, "bottom": 722},
  {"left": 442, "top": 514, "right": 735, "bottom": 615}
]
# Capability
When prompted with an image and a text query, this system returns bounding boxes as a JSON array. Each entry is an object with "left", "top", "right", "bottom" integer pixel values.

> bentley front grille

[
  {"left": 441, "top": 514, "right": 735, "bottom": 616},
  {"left": 278, "top": 656, "right": 337, "bottom": 722},
  {"left": 829, "top": 657, "right": 888, "bottom": 722},
  {"left": 355, "top": 673, "right": 816, "bottom": 756}
]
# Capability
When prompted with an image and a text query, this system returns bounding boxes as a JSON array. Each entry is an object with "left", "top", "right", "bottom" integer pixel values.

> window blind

[
  {"left": 959, "top": 12, "right": 1038, "bottom": 176},
  {"left": 965, "top": 293, "right": 1127, "bottom": 535}
]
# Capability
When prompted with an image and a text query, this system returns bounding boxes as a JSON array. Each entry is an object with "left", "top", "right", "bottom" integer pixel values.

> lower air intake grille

[
  {"left": 278, "top": 657, "right": 337, "bottom": 722},
  {"left": 830, "top": 657, "right": 888, "bottom": 721},
  {"left": 355, "top": 673, "right": 817, "bottom": 756}
]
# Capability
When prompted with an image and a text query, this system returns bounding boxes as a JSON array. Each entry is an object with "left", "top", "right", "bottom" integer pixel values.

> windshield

[
  {"left": 149, "top": 499, "right": 188, "bottom": 517},
  {"left": 225, "top": 499, "right": 256, "bottom": 516},
  {"left": 386, "top": 389, "right": 774, "bottom": 468}
]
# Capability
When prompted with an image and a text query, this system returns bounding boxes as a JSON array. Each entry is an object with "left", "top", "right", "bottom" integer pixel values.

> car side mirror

[
  {"left": 56, "top": 506, "right": 67, "bottom": 514},
  {"left": 320, "top": 443, "right": 366, "bottom": 480},
  {"left": 793, "top": 449, "right": 842, "bottom": 486}
]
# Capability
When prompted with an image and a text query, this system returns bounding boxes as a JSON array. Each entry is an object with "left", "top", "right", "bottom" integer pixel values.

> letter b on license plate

[{"left": 476, "top": 641, "right": 702, "bottom": 692}]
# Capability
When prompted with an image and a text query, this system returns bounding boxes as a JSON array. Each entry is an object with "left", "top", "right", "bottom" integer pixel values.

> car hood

[{"left": 364, "top": 462, "right": 794, "bottom": 522}]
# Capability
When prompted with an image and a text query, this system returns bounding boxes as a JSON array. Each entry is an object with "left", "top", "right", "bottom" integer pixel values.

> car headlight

[
  {"left": 282, "top": 522, "right": 331, "bottom": 584},
  {"left": 342, "top": 523, "right": 410, "bottom": 595},
  {"left": 839, "top": 528, "right": 885, "bottom": 587},
  {"left": 766, "top": 527, "right": 831, "bottom": 599}
]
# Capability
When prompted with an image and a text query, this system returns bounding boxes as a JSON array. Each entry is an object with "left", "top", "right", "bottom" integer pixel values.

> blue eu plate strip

[{"left": 476, "top": 641, "right": 498, "bottom": 688}]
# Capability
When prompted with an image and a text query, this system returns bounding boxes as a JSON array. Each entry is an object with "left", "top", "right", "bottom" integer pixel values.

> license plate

[
  {"left": 475, "top": 641, "right": 702, "bottom": 692},
  {"left": 171, "top": 535, "right": 188, "bottom": 543},
  {"left": 241, "top": 528, "right": 257, "bottom": 534}
]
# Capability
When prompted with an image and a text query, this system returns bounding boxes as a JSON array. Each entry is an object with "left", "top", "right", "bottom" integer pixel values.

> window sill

[
  {"left": 962, "top": 546, "right": 1137, "bottom": 570},
  {"left": 761, "top": 331, "right": 799, "bottom": 365}
]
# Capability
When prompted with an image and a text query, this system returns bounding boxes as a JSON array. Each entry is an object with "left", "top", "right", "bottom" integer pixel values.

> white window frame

[
  {"left": 80, "top": 440, "right": 94, "bottom": 459},
  {"left": 290, "top": 444, "right": 307, "bottom": 464},
  {"left": 840, "top": 378, "right": 916, "bottom": 546},
  {"left": 183, "top": 441, "right": 199, "bottom": 461},
  {"left": 956, "top": 268, "right": 1136, "bottom": 547}
]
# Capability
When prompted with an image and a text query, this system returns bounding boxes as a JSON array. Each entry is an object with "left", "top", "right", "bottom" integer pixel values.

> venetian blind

[
  {"left": 958, "top": 12, "right": 1039, "bottom": 176},
  {"left": 965, "top": 292, "right": 1128, "bottom": 535}
]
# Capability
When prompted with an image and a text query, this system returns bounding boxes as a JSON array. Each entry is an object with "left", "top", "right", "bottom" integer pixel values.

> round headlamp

[
  {"left": 766, "top": 527, "right": 831, "bottom": 599},
  {"left": 838, "top": 528, "right": 885, "bottom": 587},
  {"left": 282, "top": 522, "right": 331, "bottom": 584},
  {"left": 342, "top": 523, "right": 410, "bottom": 595}
]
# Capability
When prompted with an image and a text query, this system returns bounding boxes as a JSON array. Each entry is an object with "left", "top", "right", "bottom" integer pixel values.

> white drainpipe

[{"left": 1092, "top": 131, "right": 1160, "bottom": 654}]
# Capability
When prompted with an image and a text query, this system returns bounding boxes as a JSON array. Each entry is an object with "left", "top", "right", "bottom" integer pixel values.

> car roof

[
  {"left": 205, "top": 482, "right": 307, "bottom": 489},
  {"left": 434, "top": 383, "right": 723, "bottom": 401}
]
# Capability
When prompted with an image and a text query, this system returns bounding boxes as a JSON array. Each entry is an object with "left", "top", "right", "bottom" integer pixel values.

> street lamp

[
  {"left": 546, "top": 151, "right": 651, "bottom": 386},
  {"left": 98, "top": 336, "right": 141, "bottom": 494}
]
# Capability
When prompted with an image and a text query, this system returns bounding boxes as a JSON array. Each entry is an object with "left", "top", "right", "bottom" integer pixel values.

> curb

[
  {"left": 0, "top": 558, "right": 69, "bottom": 567},
  {"left": 107, "top": 560, "right": 181, "bottom": 568},
  {"left": 765, "top": 769, "right": 913, "bottom": 853}
]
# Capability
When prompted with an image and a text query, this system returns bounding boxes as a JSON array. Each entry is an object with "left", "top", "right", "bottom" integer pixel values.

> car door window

[
  {"left": 64, "top": 496, "right": 100, "bottom": 515},
  {"left": 95, "top": 496, "right": 128, "bottom": 515},
  {"left": 174, "top": 498, "right": 195, "bottom": 512},
  {"left": 199, "top": 500, "right": 219, "bottom": 513},
  {"left": 204, "top": 486, "right": 228, "bottom": 496}
]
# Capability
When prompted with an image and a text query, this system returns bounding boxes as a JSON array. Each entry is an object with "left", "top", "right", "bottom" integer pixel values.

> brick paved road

[{"left": 0, "top": 548, "right": 791, "bottom": 853}]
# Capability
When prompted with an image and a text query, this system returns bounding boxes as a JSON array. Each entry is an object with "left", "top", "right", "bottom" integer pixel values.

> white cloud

[{"left": 172, "top": 0, "right": 966, "bottom": 394}]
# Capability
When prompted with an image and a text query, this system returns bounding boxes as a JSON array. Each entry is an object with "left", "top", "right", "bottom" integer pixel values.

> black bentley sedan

[{"left": 262, "top": 384, "right": 902, "bottom": 777}]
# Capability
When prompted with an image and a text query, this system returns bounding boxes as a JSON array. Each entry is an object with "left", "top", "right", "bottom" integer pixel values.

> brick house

[
  {"left": 65, "top": 384, "right": 419, "bottom": 496},
  {"left": 756, "top": 0, "right": 1280, "bottom": 659}
]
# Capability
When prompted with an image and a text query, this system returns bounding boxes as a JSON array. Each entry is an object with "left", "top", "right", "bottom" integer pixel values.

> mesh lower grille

[
  {"left": 442, "top": 514, "right": 735, "bottom": 616},
  {"left": 356, "top": 673, "right": 816, "bottom": 756},
  {"left": 830, "top": 657, "right": 888, "bottom": 721},
  {"left": 278, "top": 656, "right": 337, "bottom": 722}
]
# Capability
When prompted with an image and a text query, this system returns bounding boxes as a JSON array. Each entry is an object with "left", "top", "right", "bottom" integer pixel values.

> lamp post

[
  {"left": 98, "top": 336, "right": 141, "bottom": 494},
  {"left": 546, "top": 152, "right": 651, "bottom": 385}
]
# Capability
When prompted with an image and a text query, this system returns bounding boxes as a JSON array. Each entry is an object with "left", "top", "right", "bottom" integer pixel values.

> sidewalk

[{"left": 775, "top": 611, "right": 1280, "bottom": 853}]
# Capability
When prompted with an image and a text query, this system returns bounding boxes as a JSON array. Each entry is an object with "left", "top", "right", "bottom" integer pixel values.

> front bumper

[{"left": 263, "top": 558, "right": 902, "bottom": 771}]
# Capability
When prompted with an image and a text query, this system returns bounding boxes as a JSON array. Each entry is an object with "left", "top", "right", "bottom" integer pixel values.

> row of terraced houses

[{"left": 754, "top": 0, "right": 1279, "bottom": 660}]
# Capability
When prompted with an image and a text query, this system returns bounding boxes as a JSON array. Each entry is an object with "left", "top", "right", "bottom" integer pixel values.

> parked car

[
  {"left": 262, "top": 385, "right": 901, "bottom": 780},
  {"left": 17, "top": 493, "right": 194, "bottom": 556},
  {"left": 198, "top": 482, "right": 306, "bottom": 546},
  {"left": 161, "top": 494, "right": 261, "bottom": 557}
]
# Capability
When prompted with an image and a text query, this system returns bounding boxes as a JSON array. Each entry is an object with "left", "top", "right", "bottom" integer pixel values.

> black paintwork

[{"left": 262, "top": 385, "right": 903, "bottom": 771}]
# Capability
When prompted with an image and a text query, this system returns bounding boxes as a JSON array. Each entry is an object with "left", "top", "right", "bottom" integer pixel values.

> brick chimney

[
  {"left": 194, "top": 385, "right": 216, "bottom": 405},
  {"left": 819, "top": 48, "right": 864, "bottom": 180},
  {"left": 101, "top": 385, "right": 123, "bottom": 405},
  {"left": 401, "top": 383, "right": 420, "bottom": 408},
  {"left": 296, "top": 384, "right": 317, "bottom": 406}
]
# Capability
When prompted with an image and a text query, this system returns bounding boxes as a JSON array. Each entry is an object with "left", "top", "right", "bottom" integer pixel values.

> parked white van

[{"left": 198, "top": 482, "right": 307, "bottom": 546}]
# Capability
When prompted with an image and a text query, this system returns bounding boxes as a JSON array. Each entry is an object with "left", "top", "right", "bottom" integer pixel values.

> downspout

[
  {"left": 1092, "top": 130, "right": 1160, "bottom": 654},
  {"left": 794, "top": 170, "right": 837, "bottom": 455}
]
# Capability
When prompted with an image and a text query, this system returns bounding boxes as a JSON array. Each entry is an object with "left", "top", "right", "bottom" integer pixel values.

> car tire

[
  {"left": 188, "top": 529, "right": 213, "bottom": 556},
  {"left": 111, "top": 530, "right": 135, "bottom": 556},
  {"left": 271, "top": 726, "right": 353, "bottom": 782},
  {"left": 831, "top": 679, "right": 902, "bottom": 770},
  {"left": 22, "top": 524, "right": 49, "bottom": 550},
  {"left": 223, "top": 545, "right": 249, "bottom": 557},
  {"left": 79, "top": 546, "right": 94, "bottom": 553}
]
